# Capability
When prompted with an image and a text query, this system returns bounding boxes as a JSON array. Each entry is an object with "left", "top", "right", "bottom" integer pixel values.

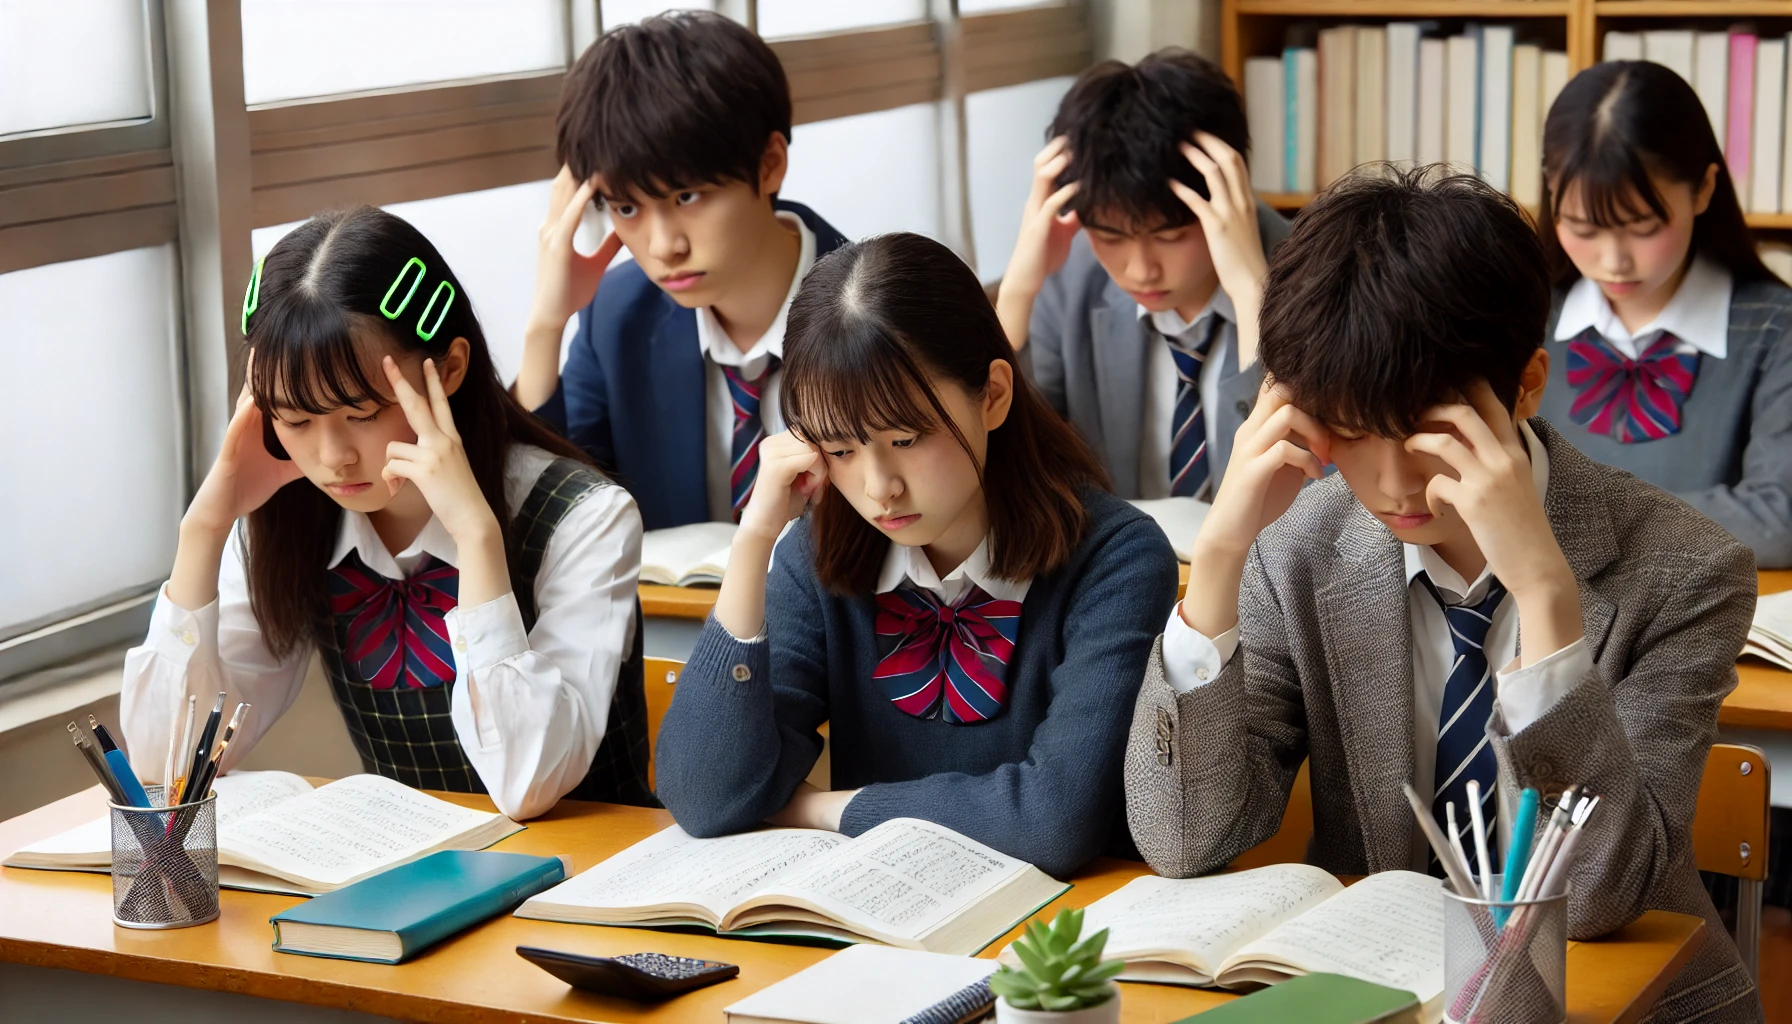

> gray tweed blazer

[{"left": 1124, "top": 419, "right": 1762, "bottom": 1024}]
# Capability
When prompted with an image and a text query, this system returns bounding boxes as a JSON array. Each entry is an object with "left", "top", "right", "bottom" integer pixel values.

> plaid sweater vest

[{"left": 317, "top": 458, "right": 655, "bottom": 806}]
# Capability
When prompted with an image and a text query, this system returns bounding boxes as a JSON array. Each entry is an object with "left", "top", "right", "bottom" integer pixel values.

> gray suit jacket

[
  {"left": 1020, "top": 201, "right": 1294, "bottom": 498},
  {"left": 1539, "top": 276, "right": 1792, "bottom": 568},
  {"left": 1124, "top": 419, "right": 1762, "bottom": 1024}
]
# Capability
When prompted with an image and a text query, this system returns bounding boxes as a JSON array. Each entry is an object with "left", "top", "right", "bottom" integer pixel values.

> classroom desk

[
  {"left": 0, "top": 786, "right": 1705, "bottom": 1024},
  {"left": 1722, "top": 569, "right": 1792, "bottom": 731}
]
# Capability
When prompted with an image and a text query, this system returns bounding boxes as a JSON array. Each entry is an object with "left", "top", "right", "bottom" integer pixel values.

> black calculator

[{"left": 516, "top": 946, "right": 739, "bottom": 1001}]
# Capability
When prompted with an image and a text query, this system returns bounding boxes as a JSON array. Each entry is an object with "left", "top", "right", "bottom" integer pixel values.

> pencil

[{"left": 172, "top": 694, "right": 196, "bottom": 807}]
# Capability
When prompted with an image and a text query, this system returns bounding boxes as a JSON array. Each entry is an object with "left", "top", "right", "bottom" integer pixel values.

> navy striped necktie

[
  {"left": 722, "top": 356, "right": 779, "bottom": 521},
  {"left": 1421, "top": 572, "right": 1507, "bottom": 869},
  {"left": 1164, "top": 316, "right": 1223, "bottom": 498}
]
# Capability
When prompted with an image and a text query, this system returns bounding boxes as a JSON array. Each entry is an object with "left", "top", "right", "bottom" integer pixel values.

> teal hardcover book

[{"left": 270, "top": 850, "right": 568, "bottom": 963}]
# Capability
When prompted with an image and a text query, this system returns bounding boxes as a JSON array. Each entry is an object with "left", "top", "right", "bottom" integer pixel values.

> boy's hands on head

[
  {"left": 1403, "top": 383, "right": 1583, "bottom": 666},
  {"left": 516, "top": 165, "right": 625, "bottom": 410},
  {"left": 1179, "top": 380, "right": 1332, "bottom": 636},
  {"left": 995, "top": 136, "right": 1081, "bottom": 352},
  {"left": 1169, "top": 131, "right": 1270, "bottom": 366}
]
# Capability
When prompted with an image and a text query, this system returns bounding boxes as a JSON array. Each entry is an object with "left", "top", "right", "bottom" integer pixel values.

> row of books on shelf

[
  {"left": 1604, "top": 29, "right": 1792, "bottom": 215},
  {"left": 1244, "top": 23, "right": 1569, "bottom": 207}
]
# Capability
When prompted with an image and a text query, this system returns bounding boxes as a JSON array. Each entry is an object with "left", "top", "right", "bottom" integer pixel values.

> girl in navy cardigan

[
  {"left": 1536, "top": 61, "right": 1792, "bottom": 567},
  {"left": 654, "top": 233, "right": 1180, "bottom": 877}
]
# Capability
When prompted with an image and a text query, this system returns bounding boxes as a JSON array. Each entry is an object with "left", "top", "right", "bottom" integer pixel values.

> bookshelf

[{"left": 1221, "top": 0, "right": 1792, "bottom": 230}]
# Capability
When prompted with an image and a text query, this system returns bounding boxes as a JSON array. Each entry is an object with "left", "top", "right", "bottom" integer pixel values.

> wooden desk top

[{"left": 0, "top": 787, "right": 1704, "bottom": 1024}]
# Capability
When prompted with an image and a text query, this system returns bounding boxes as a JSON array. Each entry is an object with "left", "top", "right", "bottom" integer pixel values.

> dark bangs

[
  {"left": 782, "top": 318, "right": 966, "bottom": 453},
  {"left": 248, "top": 298, "right": 390, "bottom": 417}
]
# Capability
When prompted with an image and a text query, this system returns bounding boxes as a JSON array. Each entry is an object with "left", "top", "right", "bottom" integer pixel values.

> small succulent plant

[{"left": 989, "top": 907, "right": 1125, "bottom": 1012}]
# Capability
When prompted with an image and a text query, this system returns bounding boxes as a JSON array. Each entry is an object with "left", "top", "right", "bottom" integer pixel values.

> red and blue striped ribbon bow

[
  {"left": 1565, "top": 328, "right": 1700, "bottom": 443},
  {"left": 327, "top": 550, "right": 460, "bottom": 689},
  {"left": 872, "top": 583, "right": 1021, "bottom": 724}
]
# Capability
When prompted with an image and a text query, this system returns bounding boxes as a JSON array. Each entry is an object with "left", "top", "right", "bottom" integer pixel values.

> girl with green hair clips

[{"left": 120, "top": 205, "right": 654, "bottom": 818}]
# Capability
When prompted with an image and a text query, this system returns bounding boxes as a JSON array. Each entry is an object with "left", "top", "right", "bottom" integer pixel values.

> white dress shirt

[
  {"left": 1137, "top": 287, "right": 1237, "bottom": 500},
  {"left": 876, "top": 537, "right": 1033, "bottom": 605},
  {"left": 119, "top": 444, "right": 644, "bottom": 821},
  {"left": 696, "top": 212, "right": 817, "bottom": 523},
  {"left": 1554, "top": 254, "right": 1732, "bottom": 361},
  {"left": 1161, "top": 421, "right": 1592, "bottom": 811}
]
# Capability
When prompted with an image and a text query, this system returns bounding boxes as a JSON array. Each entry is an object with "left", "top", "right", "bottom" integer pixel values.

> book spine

[
  {"left": 1730, "top": 33, "right": 1758, "bottom": 209},
  {"left": 1510, "top": 45, "right": 1542, "bottom": 209},
  {"left": 1604, "top": 31, "right": 1642, "bottom": 62},
  {"left": 1245, "top": 57, "right": 1286, "bottom": 193},
  {"left": 1753, "top": 39, "right": 1786, "bottom": 214},
  {"left": 1479, "top": 26, "right": 1514, "bottom": 191},
  {"left": 1285, "top": 47, "right": 1299, "bottom": 193},
  {"left": 1294, "top": 48, "right": 1319, "bottom": 193},
  {"left": 397, "top": 858, "right": 567, "bottom": 960},
  {"left": 1696, "top": 31, "right": 1731, "bottom": 151},
  {"left": 1385, "top": 24, "right": 1419, "bottom": 166},
  {"left": 1784, "top": 35, "right": 1792, "bottom": 215},
  {"left": 1355, "top": 25, "right": 1386, "bottom": 167},
  {"left": 1417, "top": 38, "right": 1447, "bottom": 166}
]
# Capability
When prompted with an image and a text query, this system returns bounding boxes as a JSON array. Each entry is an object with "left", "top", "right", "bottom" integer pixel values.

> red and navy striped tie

[
  {"left": 722, "top": 357, "right": 779, "bottom": 521},
  {"left": 1565, "top": 328, "right": 1700, "bottom": 443},
  {"left": 327, "top": 551, "right": 460, "bottom": 689},
  {"left": 872, "top": 583, "right": 1022, "bottom": 724}
]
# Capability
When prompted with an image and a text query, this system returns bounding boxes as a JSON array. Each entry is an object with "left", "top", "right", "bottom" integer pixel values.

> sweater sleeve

[
  {"left": 652, "top": 526, "right": 830, "bottom": 837},
  {"left": 838, "top": 518, "right": 1179, "bottom": 878}
]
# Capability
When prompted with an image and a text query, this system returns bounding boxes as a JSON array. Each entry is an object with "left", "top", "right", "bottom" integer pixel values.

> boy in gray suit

[
  {"left": 1126, "top": 168, "right": 1761, "bottom": 1023},
  {"left": 998, "top": 50, "right": 1291, "bottom": 500}
]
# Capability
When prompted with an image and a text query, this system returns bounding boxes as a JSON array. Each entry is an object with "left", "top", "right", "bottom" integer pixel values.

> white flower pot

[{"left": 994, "top": 990, "right": 1121, "bottom": 1024}]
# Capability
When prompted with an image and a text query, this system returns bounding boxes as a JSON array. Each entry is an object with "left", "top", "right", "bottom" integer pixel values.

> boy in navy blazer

[
  {"left": 515, "top": 11, "right": 849, "bottom": 530},
  {"left": 1001, "top": 50, "right": 1291, "bottom": 500}
]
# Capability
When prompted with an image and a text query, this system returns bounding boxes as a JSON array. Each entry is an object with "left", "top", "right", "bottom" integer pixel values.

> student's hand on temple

[
  {"left": 379, "top": 356, "right": 501, "bottom": 544},
  {"left": 1201, "top": 381, "right": 1332, "bottom": 556},
  {"left": 1169, "top": 132, "right": 1270, "bottom": 366},
  {"left": 995, "top": 137, "right": 1081, "bottom": 351},
  {"left": 528, "top": 166, "right": 624, "bottom": 335},
  {"left": 737, "top": 431, "right": 829, "bottom": 546},
  {"left": 182, "top": 360, "right": 305, "bottom": 537}
]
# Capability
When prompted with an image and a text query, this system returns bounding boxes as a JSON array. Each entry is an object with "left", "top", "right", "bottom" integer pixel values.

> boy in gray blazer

[
  {"left": 997, "top": 50, "right": 1291, "bottom": 499},
  {"left": 1126, "top": 169, "right": 1761, "bottom": 1023}
]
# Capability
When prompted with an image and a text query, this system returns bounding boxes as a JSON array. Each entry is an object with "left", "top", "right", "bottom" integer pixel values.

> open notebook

[
  {"left": 1746, "top": 589, "right": 1792, "bottom": 671},
  {"left": 4, "top": 771, "right": 521, "bottom": 896},
  {"left": 1127, "top": 498, "right": 1210, "bottom": 562},
  {"left": 1000, "top": 866, "right": 1445, "bottom": 1023},
  {"left": 641, "top": 522, "right": 736, "bottom": 587},
  {"left": 516, "top": 818, "right": 1068, "bottom": 955}
]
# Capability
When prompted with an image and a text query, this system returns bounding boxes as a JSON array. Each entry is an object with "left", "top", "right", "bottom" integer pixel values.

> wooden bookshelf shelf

[{"left": 1235, "top": 0, "right": 1572, "bottom": 15}]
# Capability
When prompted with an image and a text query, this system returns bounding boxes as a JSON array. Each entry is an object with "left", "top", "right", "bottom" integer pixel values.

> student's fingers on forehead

[{"left": 1036, "top": 135, "right": 1069, "bottom": 166}]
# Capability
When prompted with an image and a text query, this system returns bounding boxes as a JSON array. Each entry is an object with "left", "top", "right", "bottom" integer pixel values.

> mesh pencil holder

[
  {"left": 1442, "top": 874, "right": 1568, "bottom": 1024},
  {"left": 109, "top": 785, "right": 220, "bottom": 929}
]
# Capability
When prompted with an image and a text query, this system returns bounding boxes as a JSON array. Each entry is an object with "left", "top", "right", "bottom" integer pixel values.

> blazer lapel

[
  {"left": 1091, "top": 280, "right": 1149, "bottom": 499},
  {"left": 1316, "top": 505, "right": 1419, "bottom": 873},
  {"left": 653, "top": 304, "right": 709, "bottom": 525}
]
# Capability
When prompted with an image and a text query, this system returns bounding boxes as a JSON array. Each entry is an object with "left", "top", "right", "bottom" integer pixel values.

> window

[
  {"left": 600, "top": 1, "right": 715, "bottom": 29},
  {"left": 758, "top": 0, "right": 925, "bottom": 39},
  {"left": 967, "top": 76, "right": 1074, "bottom": 280},
  {"left": 240, "top": 0, "right": 569, "bottom": 105},
  {"left": 0, "top": 0, "right": 153, "bottom": 136},
  {"left": 783, "top": 103, "right": 942, "bottom": 243}
]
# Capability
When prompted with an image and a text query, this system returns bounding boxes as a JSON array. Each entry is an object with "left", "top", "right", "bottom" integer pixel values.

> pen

[
  {"left": 1403, "top": 784, "right": 1481, "bottom": 901},
  {"left": 1466, "top": 779, "right": 1494, "bottom": 900},
  {"left": 1515, "top": 786, "right": 1577, "bottom": 903},
  {"left": 1445, "top": 801, "right": 1475, "bottom": 886},
  {"left": 171, "top": 694, "right": 196, "bottom": 807},
  {"left": 191, "top": 703, "right": 250, "bottom": 800},
  {"left": 103, "top": 743, "right": 154, "bottom": 809},
  {"left": 1496, "top": 788, "right": 1540, "bottom": 925},
  {"left": 179, "top": 693, "right": 225, "bottom": 805},
  {"left": 87, "top": 714, "right": 118, "bottom": 753},
  {"left": 70, "top": 724, "right": 127, "bottom": 804}
]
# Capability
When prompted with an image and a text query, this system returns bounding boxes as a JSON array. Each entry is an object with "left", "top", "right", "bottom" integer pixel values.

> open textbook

[
  {"left": 1745, "top": 589, "right": 1792, "bottom": 671},
  {"left": 516, "top": 818, "right": 1068, "bottom": 955},
  {"left": 641, "top": 522, "right": 736, "bottom": 587},
  {"left": 1127, "top": 497, "right": 1210, "bottom": 562},
  {"left": 3, "top": 771, "right": 521, "bottom": 896},
  {"left": 1001, "top": 866, "right": 1445, "bottom": 1022}
]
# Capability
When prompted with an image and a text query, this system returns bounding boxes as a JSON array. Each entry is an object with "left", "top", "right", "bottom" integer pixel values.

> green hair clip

[
  {"left": 381, "top": 257, "right": 427, "bottom": 320},
  {"left": 240, "top": 258, "right": 264, "bottom": 337},
  {"left": 418, "top": 281, "right": 456, "bottom": 341},
  {"left": 380, "top": 257, "right": 455, "bottom": 341}
]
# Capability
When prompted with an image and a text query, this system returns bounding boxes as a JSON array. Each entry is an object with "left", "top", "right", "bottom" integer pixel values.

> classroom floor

[{"left": 1765, "top": 907, "right": 1790, "bottom": 1023}]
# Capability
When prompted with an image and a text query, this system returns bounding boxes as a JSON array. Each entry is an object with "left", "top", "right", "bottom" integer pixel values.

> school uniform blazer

[
  {"left": 1539, "top": 276, "right": 1792, "bottom": 569},
  {"left": 1123, "top": 419, "right": 1761, "bottom": 1024},
  {"left": 1018, "top": 201, "right": 1293, "bottom": 499},
  {"left": 533, "top": 200, "right": 850, "bottom": 531},
  {"left": 654, "top": 489, "right": 1180, "bottom": 879}
]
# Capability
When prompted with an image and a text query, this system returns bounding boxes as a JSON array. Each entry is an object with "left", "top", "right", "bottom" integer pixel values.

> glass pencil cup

[
  {"left": 109, "top": 785, "right": 220, "bottom": 929},
  {"left": 1442, "top": 874, "right": 1568, "bottom": 1024}
]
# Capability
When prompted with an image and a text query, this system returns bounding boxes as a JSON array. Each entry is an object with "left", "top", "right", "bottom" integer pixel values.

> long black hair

[
  {"left": 242, "top": 205, "right": 591, "bottom": 657},
  {"left": 1540, "top": 60, "right": 1772, "bottom": 287}
]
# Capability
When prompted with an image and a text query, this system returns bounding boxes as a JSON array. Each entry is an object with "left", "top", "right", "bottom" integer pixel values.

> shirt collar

[
  {"left": 328, "top": 508, "right": 460, "bottom": 580},
  {"left": 874, "top": 537, "right": 1032, "bottom": 604},
  {"left": 1554, "top": 254, "right": 1731, "bottom": 359},
  {"left": 1402, "top": 420, "right": 1551, "bottom": 603},
  {"left": 1136, "top": 284, "right": 1235, "bottom": 339},
  {"left": 696, "top": 212, "right": 817, "bottom": 371}
]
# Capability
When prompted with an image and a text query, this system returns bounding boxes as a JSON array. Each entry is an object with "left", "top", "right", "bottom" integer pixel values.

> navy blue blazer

[{"left": 534, "top": 200, "right": 850, "bottom": 530}]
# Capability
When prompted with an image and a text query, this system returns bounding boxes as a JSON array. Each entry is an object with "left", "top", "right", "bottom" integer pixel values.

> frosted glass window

[
  {"left": 601, "top": 1, "right": 716, "bottom": 29},
  {"left": 783, "top": 103, "right": 941, "bottom": 244},
  {"left": 959, "top": 0, "right": 1057, "bottom": 11},
  {"left": 758, "top": 0, "right": 924, "bottom": 38},
  {"left": 0, "top": 1, "right": 151, "bottom": 136},
  {"left": 967, "top": 76, "right": 1073, "bottom": 280},
  {"left": 241, "top": 1, "right": 567, "bottom": 105},
  {"left": 0, "top": 246, "right": 182, "bottom": 635},
  {"left": 253, "top": 180, "right": 560, "bottom": 384}
]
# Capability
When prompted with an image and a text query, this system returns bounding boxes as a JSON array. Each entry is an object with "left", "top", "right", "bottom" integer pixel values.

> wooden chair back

[
  {"left": 642, "top": 657, "right": 683, "bottom": 790},
  {"left": 1693, "top": 743, "right": 1771, "bottom": 882}
]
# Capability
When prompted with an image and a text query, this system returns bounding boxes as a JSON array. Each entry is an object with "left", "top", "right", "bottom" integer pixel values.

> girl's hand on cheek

[
  {"left": 379, "top": 356, "right": 500, "bottom": 544},
  {"left": 184, "top": 354, "right": 305, "bottom": 535},
  {"left": 737, "top": 431, "right": 828, "bottom": 545}
]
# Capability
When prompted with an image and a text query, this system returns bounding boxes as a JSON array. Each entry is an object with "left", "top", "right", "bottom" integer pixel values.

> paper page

[
  {"left": 218, "top": 774, "right": 502, "bottom": 888},
  {"left": 1224, "top": 869, "right": 1445, "bottom": 1000},
  {"left": 1127, "top": 498, "right": 1210, "bottom": 562},
  {"left": 753, "top": 818, "right": 1028, "bottom": 942},
  {"left": 641, "top": 522, "right": 736, "bottom": 585},
  {"left": 1752, "top": 590, "right": 1792, "bottom": 646},
  {"left": 5, "top": 770, "right": 313, "bottom": 863},
  {"left": 524, "top": 825, "right": 846, "bottom": 922},
  {"left": 1075, "top": 865, "right": 1342, "bottom": 978}
]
